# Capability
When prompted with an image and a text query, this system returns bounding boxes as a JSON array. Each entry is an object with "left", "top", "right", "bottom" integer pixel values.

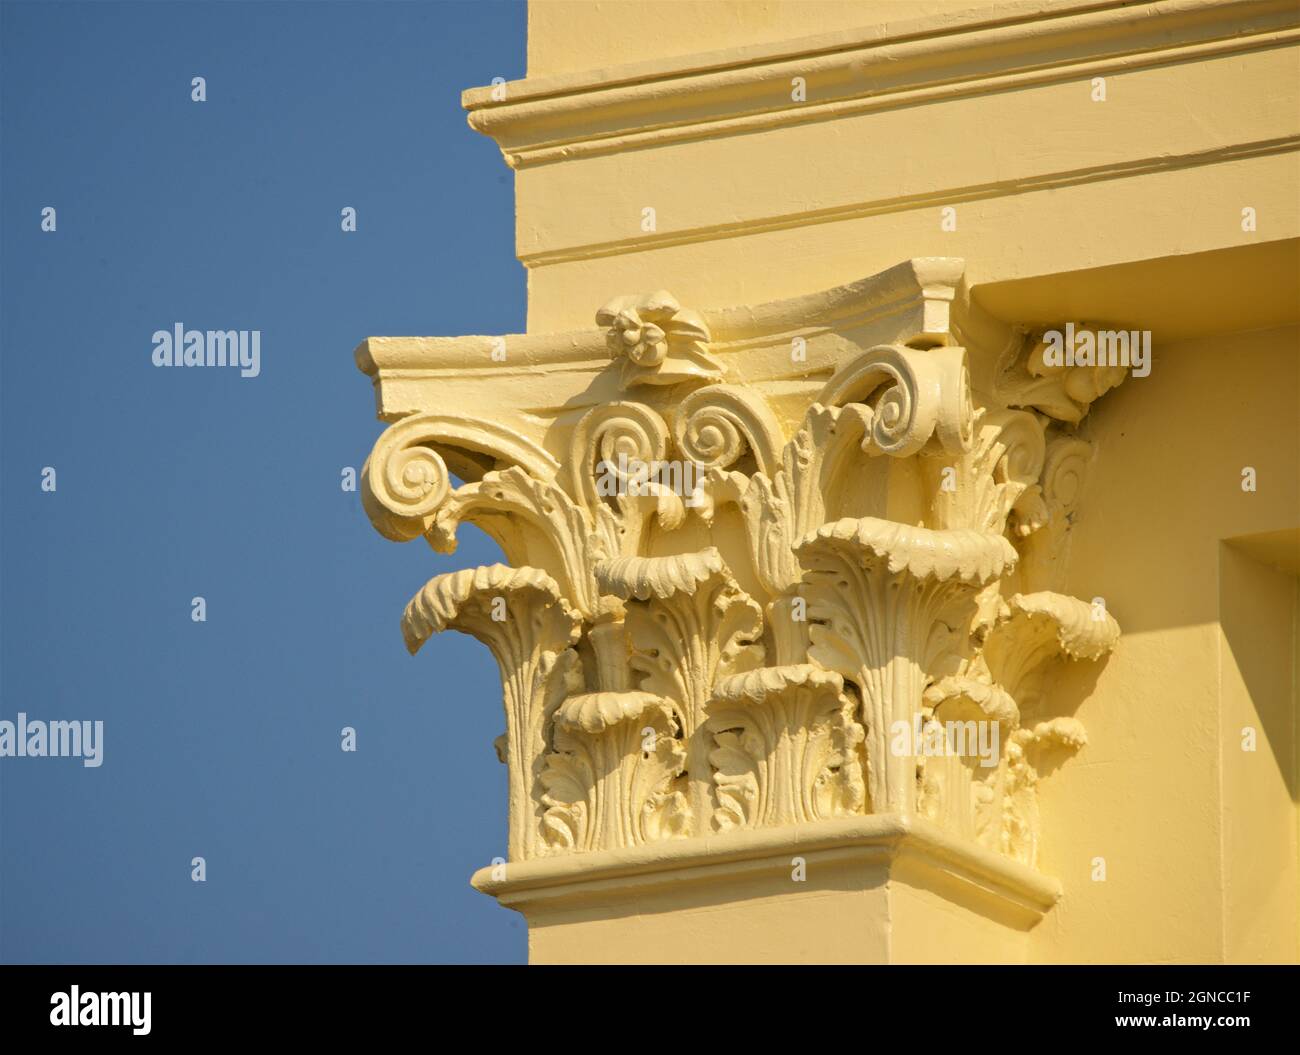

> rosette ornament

[{"left": 596, "top": 290, "right": 725, "bottom": 387}]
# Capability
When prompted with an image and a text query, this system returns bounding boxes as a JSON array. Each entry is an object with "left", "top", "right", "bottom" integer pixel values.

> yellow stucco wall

[
  {"left": 451, "top": 0, "right": 1300, "bottom": 963},
  {"left": 511, "top": 0, "right": 1299, "bottom": 333},
  {"left": 1034, "top": 324, "right": 1298, "bottom": 963}
]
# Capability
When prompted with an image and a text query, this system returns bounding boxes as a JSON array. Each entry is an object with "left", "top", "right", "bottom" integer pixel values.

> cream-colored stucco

[{"left": 358, "top": 0, "right": 1300, "bottom": 963}]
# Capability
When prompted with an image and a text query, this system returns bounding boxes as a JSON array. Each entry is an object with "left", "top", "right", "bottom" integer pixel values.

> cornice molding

[
  {"left": 464, "top": 0, "right": 1300, "bottom": 170},
  {"left": 356, "top": 257, "right": 983, "bottom": 427},
  {"left": 357, "top": 256, "right": 1132, "bottom": 917}
]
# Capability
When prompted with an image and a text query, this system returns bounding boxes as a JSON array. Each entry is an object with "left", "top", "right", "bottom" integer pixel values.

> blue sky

[{"left": 1, "top": 0, "right": 529, "bottom": 964}]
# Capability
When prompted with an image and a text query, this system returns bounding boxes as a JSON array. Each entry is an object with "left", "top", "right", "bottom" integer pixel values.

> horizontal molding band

[
  {"left": 464, "top": 0, "right": 1300, "bottom": 169},
  {"left": 519, "top": 133, "right": 1300, "bottom": 268},
  {"left": 470, "top": 812, "right": 1063, "bottom": 920},
  {"left": 357, "top": 258, "right": 968, "bottom": 373},
  {"left": 470, "top": 0, "right": 1126, "bottom": 106}
]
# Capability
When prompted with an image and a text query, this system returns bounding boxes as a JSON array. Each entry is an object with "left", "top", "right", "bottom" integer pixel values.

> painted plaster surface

[{"left": 359, "top": 0, "right": 1300, "bottom": 964}]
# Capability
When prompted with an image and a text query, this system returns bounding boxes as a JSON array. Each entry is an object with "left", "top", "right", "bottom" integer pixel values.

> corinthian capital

[{"left": 357, "top": 256, "right": 1130, "bottom": 928}]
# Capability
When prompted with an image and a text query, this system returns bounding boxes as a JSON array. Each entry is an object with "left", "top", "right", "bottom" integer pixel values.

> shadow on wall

[{"left": 1220, "top": 532, "right": 1299, "bottom": 803}]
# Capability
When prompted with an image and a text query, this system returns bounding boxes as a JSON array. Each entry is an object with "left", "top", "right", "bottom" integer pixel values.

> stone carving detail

[
  {"left": 359, "top": 261, "right": 1129, "bottom": 872},
  {"left": 539, "top": 691, "right": 688, "bottom": 852},
  {"left": 674, "top": 384, "right": 784, "bottom": 477},
  {"left": 402, "top": 564, "right": 582, "bottom": 860},
  {"left": 595, "top": 549, "right": 765, "bottom": 831},
  {"left": 797, "top": 518, "right": 1017, "bottom": 813},
  {"left": 362, "top": 413, "right": 560, "bottom": 542},
  {"left": 708, "top": 665, "right": 865, "bottom": 828},
  {"left": 596, "top": 290, "right": 724, "bottom": 387},
  {"left": 995, "top": 325, "right": 1128, "bottom": 423},
  {"left": 820, "top": 343, "right": 973, "bottom": 456}
]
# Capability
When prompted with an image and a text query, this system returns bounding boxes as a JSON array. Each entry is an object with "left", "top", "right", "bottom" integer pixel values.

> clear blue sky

[{"left": 1, "top": 0, "right": 528, "bottom": 964}]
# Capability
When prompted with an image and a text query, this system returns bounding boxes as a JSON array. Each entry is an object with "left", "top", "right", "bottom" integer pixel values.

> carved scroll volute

[
  {"left": 820, "top": 344, "right": 974, "bottom": 458},
  {"left": 707, "top": 665, "right": 865, "bottom": 830},
  {"left": 359, "top": 412, "right": 610, "bottom": 618},
  {"left": 796, "top": 519, "right": 1017, "bottom": 814},
  {"left": 675, "top": 383, "right": 793, "bottom": 604},
  {"left": 361, "top": 412, "right": 561, "bottom": 542},
  {"left": 539, "top": 692, "right": 688, "bottom": 854},
  {"left": 361, "top": 424, "right": 451, "bottom": 542},
  {"left": 402, "top": 564, "right": 582, "bottom": 861},
  {"left": 703, "top": 344, "right": 975, "bottom": 605},
  {"left": 595, "top": 549, "right": 765, "bottom": 833},
  {"left": 566, "top": 401, "right": 683, "bottom": 559},
  {"left": 673, "top": 384, "right": 784, "bottom": 480}
]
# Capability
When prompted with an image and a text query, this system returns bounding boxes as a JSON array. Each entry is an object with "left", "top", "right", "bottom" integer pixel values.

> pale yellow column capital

[{"left": 356, "top": 258, "right": 1132, "bottom": 961}]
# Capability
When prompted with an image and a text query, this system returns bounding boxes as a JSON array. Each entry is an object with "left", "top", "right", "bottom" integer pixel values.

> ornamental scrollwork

[{"left": 360, "top": 266, "right": 1128, "bottom": 870}]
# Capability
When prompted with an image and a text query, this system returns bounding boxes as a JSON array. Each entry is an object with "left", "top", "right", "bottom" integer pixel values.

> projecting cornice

[
  {"left": 356, "top": 257, "right": 981, "bottom": 433},
  {"left": 463, "top": 0, "right": 1300, "bottom": 169},
  {"left": 356, "top": 256, "right": 1133, "bottom": 914}
]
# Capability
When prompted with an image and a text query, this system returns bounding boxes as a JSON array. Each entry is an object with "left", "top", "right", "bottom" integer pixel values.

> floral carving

[
  {"left": 596, "top": 290, "right": 724, "bottom": 387},
  {"left": 797, "top": 519, "right": 1017, "bottom": 813},
  {"left": 996, "top": 325, "right": 1129, "bottom": 423},
  {"left": 708, "top": 665, "right": 865, "bottom": 829},
  {"left": 595, "top": 549, "right": 765, "bottom": 831},
  {"left": 360, "top": 261, "right": 1126, "bottom": 874},
  {"left": 539, "top": 691, "right": 688, "bottom": 853},
  {"left": 403, "top": 564, "right": 582, "bottom": 860}
]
